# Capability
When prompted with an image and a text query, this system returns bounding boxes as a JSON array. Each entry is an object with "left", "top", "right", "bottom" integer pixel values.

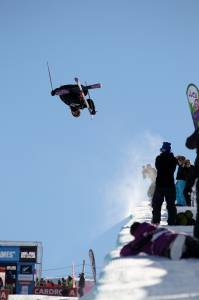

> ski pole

[{"left": 47, "top": 61, "right": 53, "bottom": 90}]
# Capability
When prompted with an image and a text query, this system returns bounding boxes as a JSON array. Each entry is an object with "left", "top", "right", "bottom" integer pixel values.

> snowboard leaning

[{"left": 186, "top": 83, "right": 199, "bottom": 129}]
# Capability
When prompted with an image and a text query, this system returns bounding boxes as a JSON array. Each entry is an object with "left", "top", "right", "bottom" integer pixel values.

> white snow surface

[
  {"left": 82, "top": 201, "right": 199, "bottom": 300},
  {"left": 9, "top": 296, "right": 77, "bottom": 300}
]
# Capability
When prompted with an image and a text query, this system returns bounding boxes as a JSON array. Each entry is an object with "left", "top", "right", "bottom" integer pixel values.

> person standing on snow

[
  {"left": 142, "top": 164, "right": 157, "bottom": 201},
  {"left": 183, "top": 159, "right": 196, "bottom": 206},
  {"left": 186, "top": 128, "right": 199, "bottom": 238},
  {"left": 51, "top": 84, "right": 96, "bottom": 117},
  {"left": 78, "top": 273, "right": 85, "bottom": 297},
  {"left": 151, "top": 142, "right": 178, "bottom": 225},
  {"left": 175, "top": 155, "right": 187, "bottom": 206},
  {"left": 120, "top": 222, "right": 199, "bottom": 260}
]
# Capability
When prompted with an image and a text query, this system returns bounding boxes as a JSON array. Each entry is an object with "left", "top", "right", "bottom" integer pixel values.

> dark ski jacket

[
  {"left": 78, "top": 274, "right": 85, "bottom": 288},
  {"left": 51, "top": 84, "right": 88, "bottom": 107},
  {"left": 186, "top": 129, "right": 199, "bottom": 178},
  {"left": 176, "top": 165, "right": 187, "bottom": 181},
  {"left": 120, "top": 222, "right": 177, "bottom": 257},
  {"left": 155, "top": 152, "right": 178, "bottom": 188},
  {"left": 184, "top": 164, "right": 196, "bottom": 191}
]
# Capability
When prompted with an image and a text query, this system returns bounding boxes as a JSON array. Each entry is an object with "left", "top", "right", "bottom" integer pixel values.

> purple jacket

[{"left": 120, "top": 222, "right": 178, "bottom": 257}]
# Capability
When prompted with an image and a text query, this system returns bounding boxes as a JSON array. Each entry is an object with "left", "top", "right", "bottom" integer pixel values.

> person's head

[
  {"left": 71, "top": 109, "right": 81, "bottom": 118},
  {"left": 184, "top": 159, "right": 191, "bottom": 167},
  {"left": 160, "top": 142, "right": 171, "bottom": 153},
  {"left": 68, "top": 276, "right": 72, "bottom": 280},
  {"left": 130, "top": 222, "right": 140, "bottom": 236},
  {"left": 176, "top": 155, "right": 186, "bottom": 165}
]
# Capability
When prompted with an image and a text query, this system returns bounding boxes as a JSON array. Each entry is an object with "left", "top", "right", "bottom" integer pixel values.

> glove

[{"left": 51, "top": 90, "right": 55, "bottom": 96}]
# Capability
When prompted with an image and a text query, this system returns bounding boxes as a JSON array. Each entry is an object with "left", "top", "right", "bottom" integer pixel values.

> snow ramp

[{"left": 83, "top": 200, "right": 199, "bottom": 300}]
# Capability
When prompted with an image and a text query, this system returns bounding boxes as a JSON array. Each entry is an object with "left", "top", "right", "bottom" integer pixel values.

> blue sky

[{"left": 1, "top": 0, "right": 199, "bottom": 278}]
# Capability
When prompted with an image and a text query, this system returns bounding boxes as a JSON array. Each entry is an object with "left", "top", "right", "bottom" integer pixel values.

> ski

[
  {"left": 86, "top": 83, "right": 101, "bottom": 90},
  {"left": 74, "top": 77, "right": 92, "bottom": 115}
]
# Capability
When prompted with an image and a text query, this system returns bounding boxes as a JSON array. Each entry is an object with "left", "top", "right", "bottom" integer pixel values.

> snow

[
  {"left": 9, "top": 296, "right": 76, "bottom": 300},
  {"left": 82, "top": 201, "right": 199, "bottom": 300}
]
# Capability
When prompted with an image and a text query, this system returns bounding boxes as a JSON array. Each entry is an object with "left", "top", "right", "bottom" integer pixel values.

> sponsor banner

[
  {"left": 34, "top": 287, "right": 78, "bottom": 297},
  {"left": 0, "top": 247, "right": 19, "bottom": 262},
  {"left": 20, "top": 264, "right": 33, "bottom": 274},
  {"left": 20, "top": 246, "right": 37, "bottom": 262},
  {"left": 0, "top": 289, "right": 9, "bottom": 300},
  {"left": 18, "top": 281, "right": 32, "bottom": 285},
  {"left": 34, "top": 287, "right": 63, "bottom": 296},
  {"left": 18, "top": 274, "right": 33, "bottom": 281}
]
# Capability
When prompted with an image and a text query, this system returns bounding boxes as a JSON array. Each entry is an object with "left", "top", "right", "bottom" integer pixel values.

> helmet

[{"left": 71, "top": 109, "right": 81, "bottom": 118}]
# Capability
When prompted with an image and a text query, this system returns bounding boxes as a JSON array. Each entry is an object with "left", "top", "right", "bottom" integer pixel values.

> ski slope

[{"left": 83, "top": 201, "right": 199, "bottom": 300}]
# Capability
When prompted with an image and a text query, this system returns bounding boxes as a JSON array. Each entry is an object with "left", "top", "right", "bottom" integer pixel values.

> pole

[{"left": 47, "top": 61, "right": 53, "bottom": 90}]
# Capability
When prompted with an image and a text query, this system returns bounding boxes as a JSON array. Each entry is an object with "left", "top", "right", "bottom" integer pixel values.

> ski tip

[{"left": 74, "top": 77, "right": 78, "bottom": 82}]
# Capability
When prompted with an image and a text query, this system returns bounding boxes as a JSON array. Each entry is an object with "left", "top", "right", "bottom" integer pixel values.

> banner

[
  {"left": 186, "top": 83, "right": 199, "bottom": 129},
  {"left": 0, "top": 290, "right": 9, "bottom": 300}
]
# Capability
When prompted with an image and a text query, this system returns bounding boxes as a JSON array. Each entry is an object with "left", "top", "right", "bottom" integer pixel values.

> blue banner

[{"left": 0, "top": 246, "right": 19, "bottom": 261}]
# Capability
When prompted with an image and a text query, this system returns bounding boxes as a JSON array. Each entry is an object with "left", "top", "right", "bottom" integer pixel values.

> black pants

[
  {"left": 182, "top": 236, "right": 199, "bottom": 258},
  {"left": 183, "top": 187, "right": 192, "bottom": 206},
  {"left": 194, "top": 179, "right": 199, "bottom": 238},
  {"left": 78, "top": 287, "right": 84, "bottom": 297},
  {"left": 152, "top": 186, "right": 177, "bottom": 225},
  {"left": 70, "top": 98, "right": 96, "bottom": 114}
]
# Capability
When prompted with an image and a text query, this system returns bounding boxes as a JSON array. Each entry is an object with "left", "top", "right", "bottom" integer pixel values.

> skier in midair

[{"left": 51, "top": 84, "right": 96, "bottom": 118}]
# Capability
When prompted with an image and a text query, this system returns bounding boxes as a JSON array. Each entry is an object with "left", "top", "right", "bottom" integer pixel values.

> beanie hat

[
  {"left": 160, "top": 142, "right": 171, "bottom": 153},
  {"left": 130, "top": 222, "right": 140, "bottom": 235}
]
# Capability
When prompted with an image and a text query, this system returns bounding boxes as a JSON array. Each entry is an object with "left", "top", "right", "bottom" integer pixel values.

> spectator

[
  {"left": 183, "top": 159, "right": 196, "bottom": 206},
  {"left": 142, "top": 164, "right": 157, "bottom": 200},
  {"left": 151, "top": 142, "right": 177, "bottom": 225},
  {"left": 120, "top": 222, "right": 199, "bottom": 260},
  {"left": 66, "top": 276, "right": 73, "bottom": 289},
  {"left": 58, "top": 279, "right": 62, "bottom": 287},
  {"left": 0, "top": 277, "right": 3, "bottom": 290},
  {"left": 175, "top": 156, "right": 186, "bottom": 206},
  {"left": 186, "top": 128, "right": 199, "bottom": 238},
  {"left": 78, "top": 273, "right": 85, "bottom": 297},
  {"left": 61, "top": 277, "right": 66, "bottom": 288}
]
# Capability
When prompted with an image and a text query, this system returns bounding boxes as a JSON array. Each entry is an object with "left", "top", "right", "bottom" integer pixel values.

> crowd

[
  {"left": 35, "top": 272, "right": 85, "bottom": 297},
  {"left": 121, "top": 127, "right": 199, "bottom": 260}
]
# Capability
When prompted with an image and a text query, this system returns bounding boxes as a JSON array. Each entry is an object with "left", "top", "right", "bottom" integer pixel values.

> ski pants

[
  {"left": 175, "top": 180, "right": 186, "bottom": 206},
  {"left": 194, "top": 179, "right": 199, "bottom": 238},
  {"left": 182, "top": 235, "right": 199, "bottom": 258},
  {"left": 152, "top": 186, "right": 177, "bottom": 225}
]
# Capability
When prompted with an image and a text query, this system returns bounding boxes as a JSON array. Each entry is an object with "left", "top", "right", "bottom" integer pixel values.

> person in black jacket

[
  {"left": 51, "top": 84, "right": 96, "bottom": 117},
  {"left": 78, "top": 273, "right": 85, "bottom": 297},
  {"left": 151, "top": 142, "right": 178, "bottom": 225},
  {"left": 186, "top": 128, "right": 199, "bottom": 238},
  {"left": 183, "top": 159, "right": 196, "bottom": 206}
]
